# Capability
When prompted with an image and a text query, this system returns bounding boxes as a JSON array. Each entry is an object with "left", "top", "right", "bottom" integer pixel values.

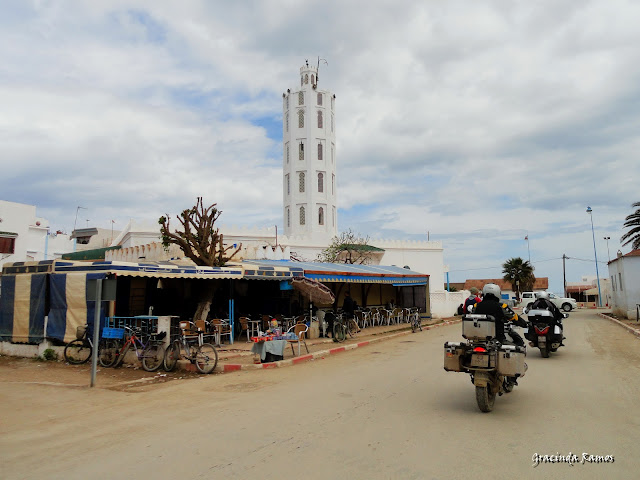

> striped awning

[
  {"left": 2, "top": 260, "right": 243, "bottom": 280},
  {"left": 241, "top": 263, "right": 304, "bottom": 280},
  {"left": 241, "top": 260, "right": 429, "bottom": 285}
]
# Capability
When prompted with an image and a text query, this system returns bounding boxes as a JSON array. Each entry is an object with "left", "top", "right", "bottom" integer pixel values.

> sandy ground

[{"left": 2, "top": 310, "right": 638, "bottom": 480}]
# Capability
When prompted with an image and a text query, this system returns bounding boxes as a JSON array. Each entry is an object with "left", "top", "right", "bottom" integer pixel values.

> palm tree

[
  {"left": 502, "top": 257, "right": 535, "bottom": 301},
  {"left": 620, "top": 201, "right": 640, "bottom": 250}
]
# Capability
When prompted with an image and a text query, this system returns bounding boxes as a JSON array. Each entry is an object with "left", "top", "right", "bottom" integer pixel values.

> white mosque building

[{"left": 107, "top": 62, "right": 459, "bottom": 317}]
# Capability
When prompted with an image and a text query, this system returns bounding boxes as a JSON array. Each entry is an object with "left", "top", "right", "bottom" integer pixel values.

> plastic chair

[
  {"left": 238, "top": 317, "right": 250, "bottom": 342},
  {"left": 287, "top": 323, "right": 309, "bottom": 356},
  {"left": 370, "top": 308, "right": 381, "bottom": 327},
  {"left": 211, "top": 318, "right": 232, "bottom": 346}
]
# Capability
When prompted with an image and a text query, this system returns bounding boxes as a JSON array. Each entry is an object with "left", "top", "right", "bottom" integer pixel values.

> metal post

[
  {"left": 604, "top": 236, "right": 611, "bottom": 262},
  {"left": 90, "top": 278, "right": 102, "bottom": 388},
  {"left": 562, "top": 254, "right": 567, "bottom": 298},
  {"left": 586, "top": 207, "right": 602, "bottom": 307}
]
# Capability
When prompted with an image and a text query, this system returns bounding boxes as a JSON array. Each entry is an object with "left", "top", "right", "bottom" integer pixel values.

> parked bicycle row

[{"left": 63, "top": 320, "right": 219, "bottom": 374}]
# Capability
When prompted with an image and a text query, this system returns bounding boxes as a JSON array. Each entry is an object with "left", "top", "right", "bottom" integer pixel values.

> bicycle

[
  {"left": 410, "top": 308, "right": 422, "bottom": 333},
  {"left": 163, "top": 321, "right": 218, "bottom": 374},
  {"left": 63, "top": 325, "right": 93, "bottom": 364},
  {"left": 98, "top": 326, "right": 166, "bottom": 372},
  {"left": 333, "top": 313, "right": 359, "bottom": 343}
]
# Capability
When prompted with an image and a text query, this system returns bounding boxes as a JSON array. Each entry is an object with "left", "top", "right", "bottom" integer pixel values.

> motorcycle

[
  {"left": 444, "top": 314, "right": 527, "bottom": 413},
  {"left": 523, "top": 307, "right": 567, "bottom": 358}
]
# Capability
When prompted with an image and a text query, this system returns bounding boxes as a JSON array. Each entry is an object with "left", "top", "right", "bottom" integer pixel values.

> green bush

[{"left": 40, "top": 348, "right": 58, "bottom": 361}]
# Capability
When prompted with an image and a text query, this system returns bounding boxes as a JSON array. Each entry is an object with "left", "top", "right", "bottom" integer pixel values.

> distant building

[
  {"left": 0, "top": 200, "right": 120, "bottom": 272},
  {"left": 0, "top": 200, "right": 73, "bottom": 271},
  {"left": 608, "top": 249, "right": 640, "bottom": 318}
]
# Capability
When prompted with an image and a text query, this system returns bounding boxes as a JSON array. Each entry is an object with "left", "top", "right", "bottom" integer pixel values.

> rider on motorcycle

[
  {"left": 530, "top": 292, "right": 564, "bottom": 323},
  {"left": 473, "top": 283, "right": 527, "bottom": 347}
]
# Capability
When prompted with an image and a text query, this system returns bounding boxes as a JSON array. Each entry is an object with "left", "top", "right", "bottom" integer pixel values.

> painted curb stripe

[{"left": 292, "top": 354, "right": 313, "bottom": 364}]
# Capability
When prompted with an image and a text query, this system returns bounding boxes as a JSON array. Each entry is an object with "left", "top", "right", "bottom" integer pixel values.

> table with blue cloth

[{"left": 251, "top": 339, "right": 288, "bottom": 363}]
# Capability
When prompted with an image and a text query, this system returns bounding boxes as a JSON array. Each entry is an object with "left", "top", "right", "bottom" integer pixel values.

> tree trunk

[{"left": 193, "top": 282, "right": 217, "bottom": 322}]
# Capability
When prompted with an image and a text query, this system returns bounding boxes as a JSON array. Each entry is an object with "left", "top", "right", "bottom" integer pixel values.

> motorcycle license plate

[
  {"left": 538, "top": 336, "right": 546, "bottom": 345},
  {"left": 471, "top": 354, "right": 489, "bottom": 367}
]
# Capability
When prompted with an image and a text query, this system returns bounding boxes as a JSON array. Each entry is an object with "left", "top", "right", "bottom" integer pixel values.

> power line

[{"left": 449, "top": 255, "right": 607, "bottom": 274}]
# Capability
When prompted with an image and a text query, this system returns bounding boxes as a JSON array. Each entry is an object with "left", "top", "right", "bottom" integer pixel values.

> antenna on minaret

[{"left": 317, "top": 56, "right": 328, "bottom": 83}]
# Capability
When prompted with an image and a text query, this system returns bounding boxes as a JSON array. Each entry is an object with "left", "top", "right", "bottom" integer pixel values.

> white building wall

[
  {"left": 609, "top": 254, "right": 640, "bottom": 319},
  {"left": 0, "top": 200, "right": 75, "bottom": 270}
]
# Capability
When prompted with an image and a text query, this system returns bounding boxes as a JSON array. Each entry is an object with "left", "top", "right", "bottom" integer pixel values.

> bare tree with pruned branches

[{"left": 159, "top": 197, "right": 241, "bottom": 321}]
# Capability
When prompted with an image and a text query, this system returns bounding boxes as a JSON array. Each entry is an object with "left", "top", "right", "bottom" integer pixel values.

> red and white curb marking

[
  {"left": 598, "top": 312, "right": 640, "bottom": 339},
  {"left": 214, "top": 319, "right": 462, "bottom": 373}
]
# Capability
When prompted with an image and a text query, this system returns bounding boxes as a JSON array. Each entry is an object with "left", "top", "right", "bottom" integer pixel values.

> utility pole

[{"left": 562, "top": 254, "right": 567, "bottom": 297}]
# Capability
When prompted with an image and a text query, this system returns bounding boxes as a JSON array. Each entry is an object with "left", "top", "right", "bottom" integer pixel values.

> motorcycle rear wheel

[
  {"left": 540, "top": 346, "right": 549, "bottom": 358},
  {"left": 475, "top": 386, "right": 495, "bottom": 412}
]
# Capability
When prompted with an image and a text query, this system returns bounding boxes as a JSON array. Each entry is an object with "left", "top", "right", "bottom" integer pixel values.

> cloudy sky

[{"left": 2, "top": 0, "right": 638, "bottom": 293}]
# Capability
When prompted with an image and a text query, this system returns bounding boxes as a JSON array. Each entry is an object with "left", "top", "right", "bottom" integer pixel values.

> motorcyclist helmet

[
  {"left": 482, "top": 283, "right": 501, "bottom": 300},
  {"left": 535, "top": 291, "right": 550, "bottom": 299}
]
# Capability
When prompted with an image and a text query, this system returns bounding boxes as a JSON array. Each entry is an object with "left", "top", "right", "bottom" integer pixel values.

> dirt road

[{"left": 1, "top": 310, "right": 639, "bottom": 479}]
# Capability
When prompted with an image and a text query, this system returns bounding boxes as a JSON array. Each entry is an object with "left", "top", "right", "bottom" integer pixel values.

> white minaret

[{"left": 282, "top": 61, "right": 337, "bottom": 240}]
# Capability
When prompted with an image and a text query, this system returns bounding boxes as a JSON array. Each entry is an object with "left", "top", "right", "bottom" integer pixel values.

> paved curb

[
  {"left": 598, "top": 313, "right": 640, "bottom": 339},
  {"left": 213, "top": 319, "right": 462, "bottom": 373}
]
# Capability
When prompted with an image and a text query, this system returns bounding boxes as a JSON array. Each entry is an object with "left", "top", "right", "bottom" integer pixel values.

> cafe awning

[
  {"left": 241, "top": 260, "right": 429, "bottom": 285},
  {"left": 2, "top": 260, "right": 243, "bottom": 280}
]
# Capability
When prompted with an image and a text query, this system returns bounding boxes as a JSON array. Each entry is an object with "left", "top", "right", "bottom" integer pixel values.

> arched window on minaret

[
  {"left": 318, "top": 207, "right": 324, "bottom": 225},
  {"left": 300, "top": 206, "right": 306, "bottom": 225},
  {"left": 318, "top": 172, "right": 324, "bottom": 192},
  {"left": 286, "top": 143, "right": 289, "bottom": 163},
  {"left": 286, "top": 113, "right": 289, "bottom": 132},
  {"left": 311, "top": 74, "right": 315, "bottom": 85},
  {"left": 299, "top": 172, "right": 305, "bottom": 192},
  {"left": 287, "top": 208, "right": 290, "bottom": 227},
  {"left": 298, "top": 110, "right": 304, "bottom": 128},
  {"left": 298, "top": 91, "right": 304, "bottom": 105},
  {"left": 305, "top": 74, "right": 309, "bottom": 84},
  {"left": 286, "top": 95, "right": 289, "bottom": 109},
  {"left": 317, "top": 110, "right": 323, "bottom": 128},
  {"left": 317, "top": 93, "right": 323, "bottom": 105},
  {"left": 299, "top": 142, "right": 304, "bottom": 160},
  {"left": 317, "top": 143, "right": 323, "bottom": 160},
  {"left": 286, "top": 174, "right": 290, "bottom": 194}
]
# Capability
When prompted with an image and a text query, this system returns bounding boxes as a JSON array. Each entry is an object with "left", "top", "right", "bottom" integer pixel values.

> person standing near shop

[{"left": 343, "top": 291, "right": 355, "bottom": 319}]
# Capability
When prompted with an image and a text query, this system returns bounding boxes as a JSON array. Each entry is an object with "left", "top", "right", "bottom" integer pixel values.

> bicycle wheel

[
  {"left": 98, "top": 339, "right": 120, "bottom": 368},
  {"left": 163, "top": 341, "right": 180, "bottom": 372},
  {"left": 347, "top": 319, "right": 358, "bottom": 338},
  {"left": 64, "top": 339, "right": 92, "bottom": 364},
  {"left": 195, "top": 343, "right": 218, "bottom": 374},
  {"left": 333, "top": 323, "right": 346, "bottom": 343},
  {"left": 112, "top": 342, "right": 130, "bottom": 368},
  {"left": 142, "top": 343, "right": 166, "bottom": 372}
]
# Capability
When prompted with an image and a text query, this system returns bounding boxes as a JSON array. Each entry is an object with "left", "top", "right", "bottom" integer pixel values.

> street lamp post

[
  {"left": 586, "top": 207, "right": 602, "bottom": 307},
  {"left": 604, "top": 236, "right": 611, "bottom": 262}
]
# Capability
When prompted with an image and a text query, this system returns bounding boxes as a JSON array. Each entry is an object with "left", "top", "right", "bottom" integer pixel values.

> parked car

[{"left": 517, "top": 291, "right": 577, "bottom": 312}]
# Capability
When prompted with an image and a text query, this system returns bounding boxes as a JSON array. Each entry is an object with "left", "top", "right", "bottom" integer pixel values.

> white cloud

[{"left": 1, "top": 0, "right": 638, "bottom": 292}]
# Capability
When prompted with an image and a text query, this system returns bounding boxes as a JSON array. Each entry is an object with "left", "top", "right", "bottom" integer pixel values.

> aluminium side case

[
  {"left": 497, "top": 344, "right": 527, "bottom": 377},
  {"left": 444, "top": 342, "right": 468, "bottom": 372},
  {"left": 462, "top": 314, "right": 496, "bottom": 341}
]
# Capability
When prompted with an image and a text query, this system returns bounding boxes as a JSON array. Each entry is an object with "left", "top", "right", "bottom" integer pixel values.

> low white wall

[
  {"left": 430, "top": 291, "right": 465, "bottom": 319},
  {"left": 0, "top": 339, "right": 63, "bottom": 359}
]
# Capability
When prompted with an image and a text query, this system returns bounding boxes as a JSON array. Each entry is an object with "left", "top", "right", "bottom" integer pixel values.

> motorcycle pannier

[
  {"left": 497, "top": 345, "right": 526, "bottom": 377},
  {"left": 444, "top": 342, "right": 467, "bottom": 372},
  {"left": 462, "top": 314, "right": 496, "bottom": 340}
]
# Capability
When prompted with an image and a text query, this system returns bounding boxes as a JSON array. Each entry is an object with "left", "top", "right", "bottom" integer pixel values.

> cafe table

[{"left": 251, "top": 339, "right": 288, "bottom": 363}]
